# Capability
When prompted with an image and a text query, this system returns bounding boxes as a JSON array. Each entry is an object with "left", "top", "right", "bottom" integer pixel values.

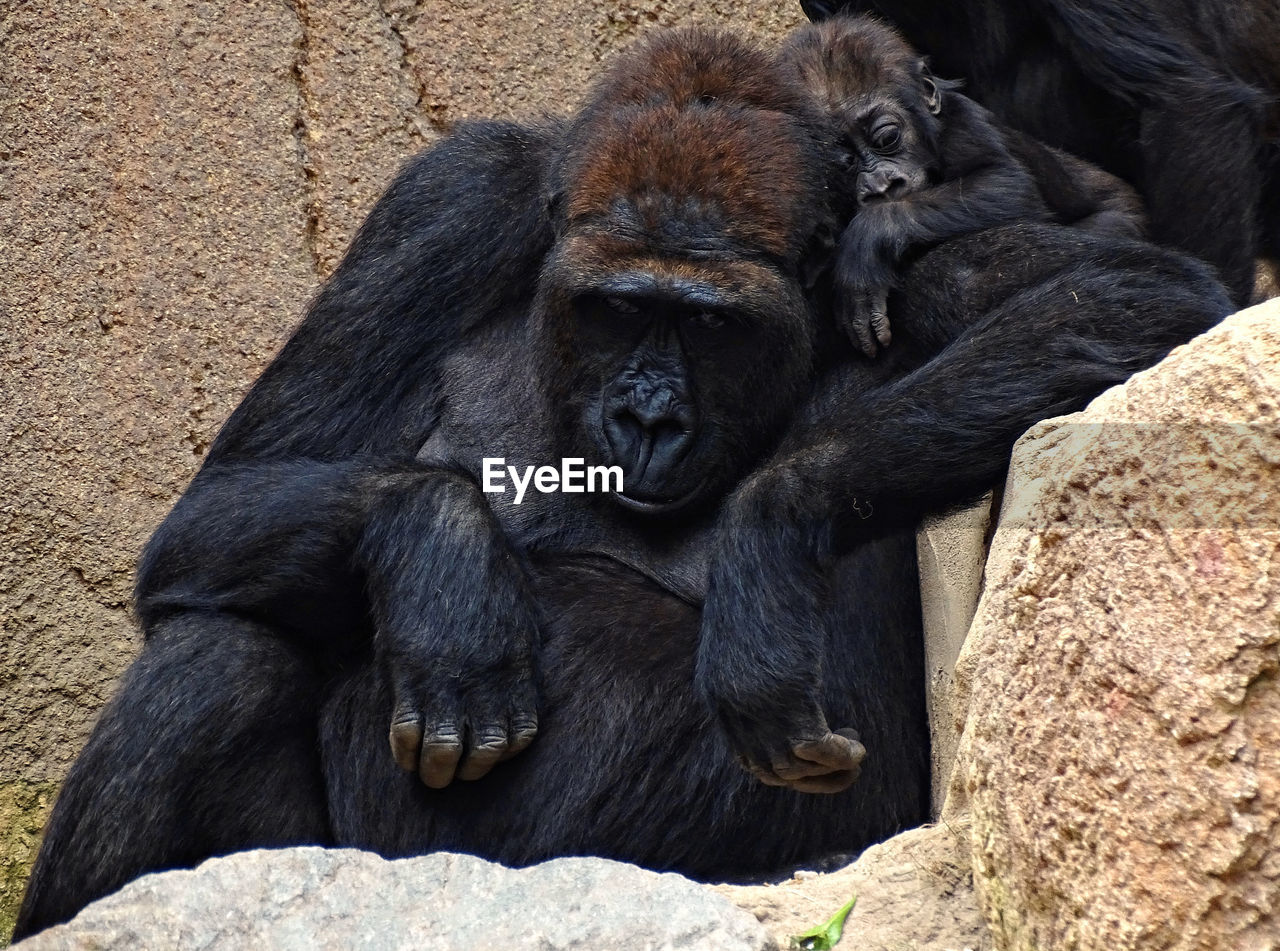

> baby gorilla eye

[
  {"left": 603, "top": 295, "right": 640, "bottom": 314},
  {"left": 871, "top": 123, "right": 902, "bottom": 152}
]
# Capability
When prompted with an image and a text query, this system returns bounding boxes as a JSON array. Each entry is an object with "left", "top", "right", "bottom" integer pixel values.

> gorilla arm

[
  {"left": 697, "top": 223, "right": 1231, "bottom": 792},
  {"left": 136, "top": 121, "right": 559, "bottom": 786}
]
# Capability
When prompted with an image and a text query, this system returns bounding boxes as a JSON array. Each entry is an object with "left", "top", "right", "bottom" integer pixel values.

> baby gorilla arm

[{"left": 836, "top": 96, "right": 1049, "bottom": 357}]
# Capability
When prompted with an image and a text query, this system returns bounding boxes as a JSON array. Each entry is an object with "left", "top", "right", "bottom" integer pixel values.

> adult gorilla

[
  {"left": 800, "top": 0, "right": 1280, "bottom": 306},
  {"left": 15, "top": 27, "right": 1230, "bottom": 940}
]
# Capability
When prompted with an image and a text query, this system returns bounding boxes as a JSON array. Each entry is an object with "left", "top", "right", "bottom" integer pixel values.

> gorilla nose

[
  {"left": 858, "top": 173, "right": 908, "bottom": 204},
  {"left": 604, "top": 400, "right": 695, "bottom": 486}
]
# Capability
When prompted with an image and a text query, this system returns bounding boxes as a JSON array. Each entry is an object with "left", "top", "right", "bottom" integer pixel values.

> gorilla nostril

[
  {"left": 604, "top": 409, "right": 643, "bottom": 457},
  {"left": 605, "top": 404, "right": 694, "bottom": 482},
  {"left": 860, "top": 175, "right": 909, "bottom": 204}
]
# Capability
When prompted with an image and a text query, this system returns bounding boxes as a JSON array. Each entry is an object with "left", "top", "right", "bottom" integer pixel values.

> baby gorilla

[{"left": 781, "top": 15, "right": 1145, "bottom": 357}]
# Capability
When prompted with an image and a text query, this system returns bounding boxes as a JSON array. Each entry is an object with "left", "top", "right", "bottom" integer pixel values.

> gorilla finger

[
  {"left": 837, "top": 294, "right": 878, "bottom": 358},
  {"left": 500, "top": 712, "right": 539, "bottom": 761},
  {"left": 870, "top": 305, "right": 892, "bottom": 348},
  {"left": 456, "top": 726, "right": 509, "bottom": 782},
  {"left": 834, "top": 727, "right": 863, "bottom": 745},
  {"left": 770, "top": 753, "right": 847, "bottom": 782},
  {"left": 748, "top": 764, "right": 792, "bottom": 788},
  {"left": 851, "top": 306, "right": 879, "bottom": 358},
  {"left": 790, "top": 766, "right": 862, "bottom": 794},
  {"left": 791, "top": 730, "right": 867, "bottom": 771},
  {"left": 419, "top": 727, "right": 464, "bottom": 789},
  {"left": 389, "top": 713, "right": 424, "bottom": 774},
  {"left": 735, "top": 753, "right": 790, "bottom": 788}
]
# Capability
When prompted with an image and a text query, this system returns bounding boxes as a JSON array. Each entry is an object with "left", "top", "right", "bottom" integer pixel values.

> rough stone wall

[
  {"left": 0, "top": 1, "right": 802, "bottom": 939},
  {"left": 950, "top": 299, "right": 1280, "bottom": 950}
]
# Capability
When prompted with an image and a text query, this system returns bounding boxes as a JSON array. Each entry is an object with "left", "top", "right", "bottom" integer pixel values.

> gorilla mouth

[{"left": 612, "top": 478, "right": 707, "bottom": 516}]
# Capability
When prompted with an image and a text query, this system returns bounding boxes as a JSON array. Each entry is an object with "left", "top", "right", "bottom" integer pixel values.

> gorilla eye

[
  {"left": 603, "top": 295, "right": 640, "bottom": 315},
  {"left": 871, "top": 123, "right": 902, "bottom": 152},
  {"left": 687, "top": 310, "right": 727, "bottom": 331}
]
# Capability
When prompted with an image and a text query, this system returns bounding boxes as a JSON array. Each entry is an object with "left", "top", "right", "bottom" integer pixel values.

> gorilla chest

[{"left": 415, "top": 317, "right": 713, "bottom": 604}]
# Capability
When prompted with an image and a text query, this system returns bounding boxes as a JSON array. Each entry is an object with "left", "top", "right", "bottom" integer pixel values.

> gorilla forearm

[
  {"left": 819, "top": 225, "right": 1230, "bottom": 525},
  {"left": 698, "top": 223, "right": 1232, "bottom": 790},
  {"left": 837, "top": 160, "right": 1043, "bottom": 289},
  {"left": 358, "top": 469, "right": 541, "bottom": 789},
  {"left": 136, "top": 459, "right": 380, "bottom": 641},
  {"left": 137, "top": 458, "right": 541, "bottom": 789}
]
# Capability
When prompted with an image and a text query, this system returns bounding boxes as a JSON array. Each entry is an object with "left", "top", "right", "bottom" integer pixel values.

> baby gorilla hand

[
  {"left": 837, "top": 283, "right": 892, "bottom": 358},
  {"left": 833, "top": 215, "right": 897, "bottom": 358}
]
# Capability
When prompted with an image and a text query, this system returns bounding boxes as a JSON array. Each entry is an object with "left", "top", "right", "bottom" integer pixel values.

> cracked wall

[{"left": 0, "top": 0, "right": 803, "bottom": 940}]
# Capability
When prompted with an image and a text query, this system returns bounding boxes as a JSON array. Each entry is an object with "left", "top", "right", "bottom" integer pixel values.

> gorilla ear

[
  {"left": 545, "top": 187, "right": 567, "bottom": 234},
  {"left": 920, "top": 63, "right": 943, "bottom": 115},
  {"left": 799, "top": 221, "right": 837, "bottom": 293},
  {"left": 800, "top": 0, "right": 847, "bottom": 22}
]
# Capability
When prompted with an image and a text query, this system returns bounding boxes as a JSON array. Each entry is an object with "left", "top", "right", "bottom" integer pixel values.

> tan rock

[
  {"left": 951, "top": 298, "right": 1280, "bottom": 950},
  {"left": 918, "top": 495, "right": 995, "bottom": 814},
  {"left": 716, "top": 821, "right": 989, "bottom": 951},
  {"left": 14, "top": 849, "right": 776, "bottom": 951}
]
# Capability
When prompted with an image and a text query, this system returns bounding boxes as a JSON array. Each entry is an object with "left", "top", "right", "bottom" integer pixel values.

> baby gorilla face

[{"left": 841, "top": 101, "right": 936, "bottom": 206}]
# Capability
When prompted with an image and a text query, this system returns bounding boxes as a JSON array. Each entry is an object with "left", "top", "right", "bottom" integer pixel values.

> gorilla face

[
  {"left": 542, "top": 246, "right": 817, "bottom": 517},
  {"left": 528, "top": 28, "right": 835, "bottom": 518}
]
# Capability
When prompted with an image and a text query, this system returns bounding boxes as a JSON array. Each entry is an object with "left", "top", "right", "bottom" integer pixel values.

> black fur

[
  {"left": 801, "top": 0, "right": 1280, "bottom": 305},
  {"left": 696, "top": 222, "right": 1232, "bottom": 788},
  {"left": 14, "top": 26, "right": 1233, "bottom": 941},
  {"left": 780, "top": 15, "right": 1147, "bottom": 357}
]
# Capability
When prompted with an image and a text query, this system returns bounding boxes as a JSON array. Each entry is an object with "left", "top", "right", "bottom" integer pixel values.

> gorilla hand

[
  {"left": 387, "top": 637, "right": 539, "bottom": 789},
  {"left": 363, "top": 469, "right": 541, "bottom": 788},
  {"left": 833, "top": 210, "right": 898, "bottom": 359},
  {"left": 696, "top": 466, "right": 865, "bottom": 794},
  {"left": 837, "top": 281, "right": 892, "bottom": 359}
]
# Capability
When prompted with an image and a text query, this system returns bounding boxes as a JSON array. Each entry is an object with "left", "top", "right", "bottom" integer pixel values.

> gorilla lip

[{"left": 612, "top": 478, "right": 708, "bottom": 516}]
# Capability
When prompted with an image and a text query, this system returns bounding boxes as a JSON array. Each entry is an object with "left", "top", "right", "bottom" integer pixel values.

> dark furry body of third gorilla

[{"left": 15, "top": 27, "right": 1231, "bottom": 941}]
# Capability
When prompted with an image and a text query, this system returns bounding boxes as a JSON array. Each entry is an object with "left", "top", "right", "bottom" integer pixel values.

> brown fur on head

[
  {"left": 779, "top": 15, "right": 948, "bottom": 155},
  {"left": 554, "top": 27, "right": 836, "bottom": 271},
  {"left": 534, "top": 28, "right": 839, "bottom": 510},
  {"left": 578, "top": 25, "right": 814, "bottom": 118}
]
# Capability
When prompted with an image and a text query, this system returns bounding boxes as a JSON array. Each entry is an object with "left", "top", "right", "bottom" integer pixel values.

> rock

[
  {"left": 13, "top": 848, "right": 776, "bottom": 951},
  {"left": 716, "top": 822, "right": 989, "bottom": 951},
  {"left": 952, "top": 298, "right": 1280, "bottom": 950},
  {"left": 917, "top": 495, "right": 996, "bottom": 814}
]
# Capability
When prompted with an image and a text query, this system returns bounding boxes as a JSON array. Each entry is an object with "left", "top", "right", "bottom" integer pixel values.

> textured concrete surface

[
  {"left": 0, "top": 1, "right": 801, "bottom": 940},
  {"left": 951, "top": 298, "right": 1280, "bottom": 950},
  {"left": 12, "top": 849, "right": 777, "bottom": 951},
  {"left": 0, "top": 785, "right": 55, "bottom": 945}
]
